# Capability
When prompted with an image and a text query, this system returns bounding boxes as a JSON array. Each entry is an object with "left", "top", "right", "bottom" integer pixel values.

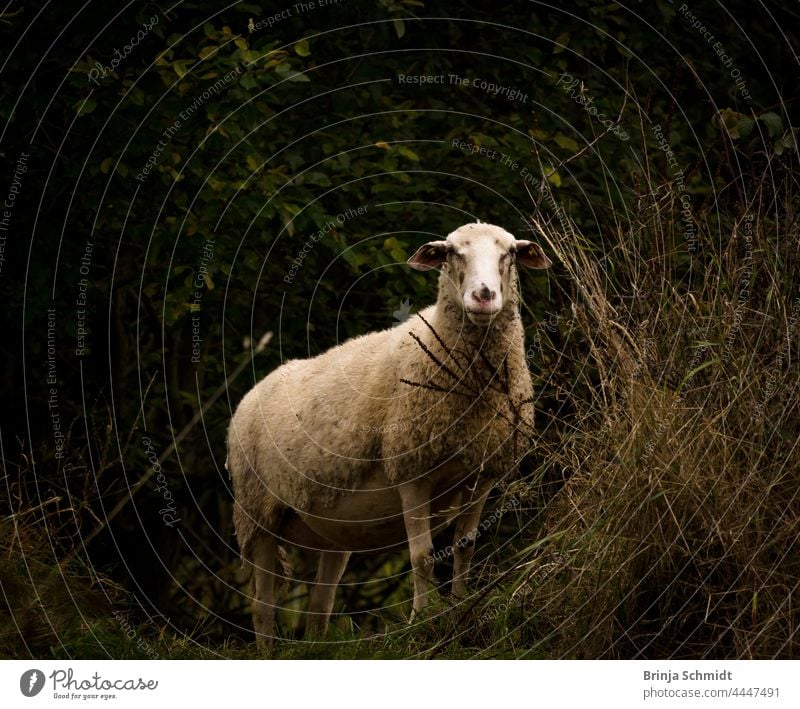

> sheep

[{"left": 227, "top": 222, "right": 551, "bottom": 647}]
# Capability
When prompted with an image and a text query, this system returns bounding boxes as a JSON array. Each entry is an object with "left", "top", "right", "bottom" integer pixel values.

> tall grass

[{"left": 475, "top": 145, "right": 800, "bottom": 658}]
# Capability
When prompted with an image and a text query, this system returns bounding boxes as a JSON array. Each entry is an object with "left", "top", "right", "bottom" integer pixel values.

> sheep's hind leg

[
  {"left": 249, "top": 534, "right": 279, "bottom": 651},
  {"left": 451, "top": 478, "right": 493, "bottom": 599},
  {"left": 399, "top": 481, "right": 435, "bottom": 617},
  {"left": 306, "top": 550, "right": 351, "bottom": 638}
]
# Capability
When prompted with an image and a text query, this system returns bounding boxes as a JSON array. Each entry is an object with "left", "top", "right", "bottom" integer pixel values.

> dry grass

[{"left": 506, "top": 153, "right": 800, "bottom": 658}]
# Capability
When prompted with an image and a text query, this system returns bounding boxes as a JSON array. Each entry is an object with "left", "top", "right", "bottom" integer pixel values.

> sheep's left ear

[
  {"left": 408, "top": 241, "right": 449, "bottom": 271},
  {"left": 514, "top": 240, "right": 552, "bottom": 269}
]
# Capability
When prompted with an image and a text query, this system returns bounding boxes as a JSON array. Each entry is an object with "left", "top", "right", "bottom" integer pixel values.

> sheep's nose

[{"left": 472, "top": 285, "right": 496, "bottom": 304}]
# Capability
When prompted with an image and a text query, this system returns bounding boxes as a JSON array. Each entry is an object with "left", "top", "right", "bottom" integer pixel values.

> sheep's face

[{"left": 408, "top": 223, "right": 551, "bottom": 326}]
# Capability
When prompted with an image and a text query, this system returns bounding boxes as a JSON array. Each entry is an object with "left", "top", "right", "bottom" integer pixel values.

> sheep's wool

[{"left": 228, "top": 223, "right": 537, "bottom": 557}]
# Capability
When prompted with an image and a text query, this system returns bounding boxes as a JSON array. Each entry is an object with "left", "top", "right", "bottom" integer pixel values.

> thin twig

[
  {"left": 408, "top": 331, "right": 466, "bottom": 387},
  {"left": 399, "top": 378, "right": 473, "bottom": 398},
  {"left": 416, "top": 312, "right": 469, "bottom": 372}
]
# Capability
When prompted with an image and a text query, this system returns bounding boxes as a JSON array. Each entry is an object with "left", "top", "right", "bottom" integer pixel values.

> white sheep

[{"left": 227, "top": 222, "right": 551, "bottom": 647}]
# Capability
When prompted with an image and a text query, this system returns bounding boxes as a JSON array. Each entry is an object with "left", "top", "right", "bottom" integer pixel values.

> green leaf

[
  {"left": 554, "top": 134, "right": 579, "bottom": 152},
  {"left": 759, "top": 112, "right": 783, "bottom": 138},
  {"left": 283, "top": 69, "right": 310, "bottom": 83},
  {"left": 393, "top": 18, "right": 405, "bottom": 38},
  {"left": 396, "top": 146, "right": 420, "bottom": 161},
  {"left": 172, "top": 59, "right": 192, "bottom": 79},
  {"left": 239, "top": 75, "right": 257, "bottom": 90},
  {"left": 129, "top": 88, "right": 145, "bottom": 106},
  {"left": 341, "top": 249, "right": 362, "bottom": 268},
  {"left": 779, "top": 131, "right": 799, "bottom": 154},
  {"left": 154, "top": 48, "right": 172, "bottom": 66},
  {"left": 294, "top": 39, "right": 310, "bottom": 57},
  {"left": 720, "top": 107, "right": 747, "bottom": 137},
  {"left": 678, "top": 358, "right": 719, "bottom": 391},
  {"left": 306, "top": 172, "right": 331, "bottom": 186},
  {"left": 736, "top": 118, "right": 755, "bottom": 139},
  {"left": 553, "top": 32, "right": 570, "bottom": 54},
  {"left": 772, "top": 130, "right": 797, "bottom": 155},
  {"left": 76, "top": 97, "right": 96, "bottom": 116}
]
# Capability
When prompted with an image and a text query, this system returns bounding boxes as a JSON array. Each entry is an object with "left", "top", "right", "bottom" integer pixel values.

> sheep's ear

[
  {"left": 407, "top": 241, "right": 449, "bottom": 271},
  {"left": 514, "top": 240, "right": 552, "bottom": 269}
]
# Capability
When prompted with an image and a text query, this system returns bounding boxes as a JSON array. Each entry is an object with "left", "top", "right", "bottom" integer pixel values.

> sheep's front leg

[
  {"left": 451, "top": 478, "right": 493, "bottom": 599},
  {"left": 307, "top": 550, "right": 351, "bottom": 638},
  {"left": 399, "top": 481, "right": 434, "bottom": 616},
  {"left": 249, "top": 535, "right": 278, "bottom": 651}
]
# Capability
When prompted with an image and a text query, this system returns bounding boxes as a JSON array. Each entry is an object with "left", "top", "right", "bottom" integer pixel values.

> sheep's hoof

[{"left": 451, "top": 584, "right": 467, "bottom": 601}]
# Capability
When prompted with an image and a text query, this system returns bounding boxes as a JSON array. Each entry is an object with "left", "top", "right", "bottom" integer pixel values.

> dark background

[{"left": 1, "top": 0, "right": 798, "bottom": 658}]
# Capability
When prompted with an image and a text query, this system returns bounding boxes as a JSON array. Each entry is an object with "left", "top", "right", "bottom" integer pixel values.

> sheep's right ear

[
  {"left": 407, "top": 241, "right": 449, "bottom": 271},
  {"left": 514, "top": 240, "right": 552, "bottom": 269}
]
